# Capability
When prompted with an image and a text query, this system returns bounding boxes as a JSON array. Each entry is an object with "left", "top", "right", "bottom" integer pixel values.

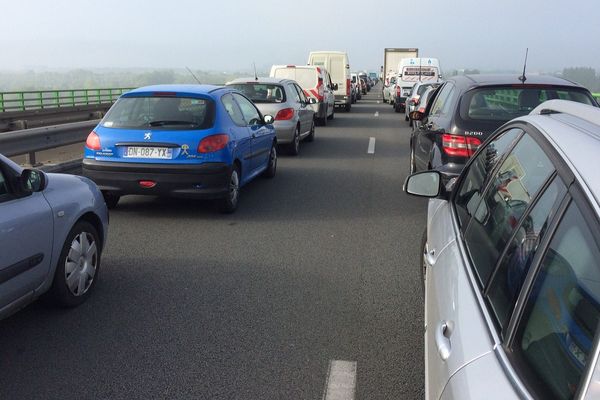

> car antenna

[
  {"left": 186, "top": 67, "right": 201, "bottom": 84},
  {"left": 518, "top": 48, "right": 528, "bottom": 83},
  {"left": 253, "top": 62, "right": 258, "bottom": 81}
]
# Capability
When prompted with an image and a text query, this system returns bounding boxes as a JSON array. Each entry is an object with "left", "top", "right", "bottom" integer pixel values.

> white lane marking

[
  {"left": 367, "top": 137, "right": 376, "bottom": 154},
  {"left": 323, "top": 360, "right": 357, "bottom": 400},
  {"left": 376, "top": 100, "right": 380, "bottom": 104},
  {"left": 374, "top": 111, "right": 379, "bottom": 117}
]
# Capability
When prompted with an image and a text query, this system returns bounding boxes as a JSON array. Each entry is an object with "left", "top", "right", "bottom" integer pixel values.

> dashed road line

[
  {"left": 367, "top": 137, "right": 376, "bottom": 154},
  {"left": 374, "top": 111, "right": 379, "bottom": 117},
  {"left": 322, "top": 360, "right": 357, "bottom": 400}
]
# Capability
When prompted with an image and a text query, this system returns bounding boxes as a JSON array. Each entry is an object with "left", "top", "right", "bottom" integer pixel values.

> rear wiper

[{"left": 148, "top": 120, "right": 199, "bottom": 127}]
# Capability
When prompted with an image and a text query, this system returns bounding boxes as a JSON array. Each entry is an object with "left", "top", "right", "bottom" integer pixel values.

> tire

[
  {"left": 102, "top": 191, "right": 120, "bottom": 209},
  {"left": 48, "top": 221, "right": 101, "bottom": 308},
  {"left": 317, "top": 106, "right": 327, "bottom": 126},
  {"left": 288, "top": 126, "right": 300, "bottom": 156},
  {"left": 394, "top": 103, "right": 402, "bottom": 113},
  {"left": 410, "top": 145, "right": 417, "bottom": 174},
  {"left": 345, "top": 103, "right": 351, "bottom": 112},
  {"left": 327, "top": 106, "right": 334, "bottom": 120},
  {"left": 305, "top": 120, "right": 315, "bottom": 142},
  {"left": 218, "top": 167, "right": 240, "bottom": 214},
  {"left": 263, "top": 145, "right": 277, "bottom": 178},
  {"left": 405, "top": 115, "right": 409, "bottom": 121},
  {"left": 421, "top": 229, "right": 427, "bottom": 296}
]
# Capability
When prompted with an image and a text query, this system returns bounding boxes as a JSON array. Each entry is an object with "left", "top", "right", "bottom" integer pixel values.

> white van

[
  {"left": 393, "top": 58, "right": 441, "bottom": 113},
  {"left": 307, "top": 51, "right": 352, "bottom": 111},
  {"left": 269, "top": 64, "right": 335, "bottom": 126}
]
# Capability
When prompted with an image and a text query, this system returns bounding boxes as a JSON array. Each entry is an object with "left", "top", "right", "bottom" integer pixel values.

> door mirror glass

[
  {"left": 263, "top": 115, "right": 274, "bottom": 124},
  {"left": 308, "top": 97, "right": 317, "bottom": 104},
  {"left": 404, "top": 171, "right": 441, "bottom": 197},
  {"left": 410, "top": 111, "right": 424, "bottom": 121},
  {"left": 332, "top": 83, "right": 339, "bottom": 91},
  {"left": 20, "top": 169, "right": 46, "bottom": 193}
]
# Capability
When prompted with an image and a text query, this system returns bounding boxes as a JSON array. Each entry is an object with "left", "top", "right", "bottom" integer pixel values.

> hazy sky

[{"left": 1, "top": 0, "right": 599, "bottom": 73}]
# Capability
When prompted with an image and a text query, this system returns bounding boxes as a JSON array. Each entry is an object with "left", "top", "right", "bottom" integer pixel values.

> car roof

[
  {"left": 227, "top": 77, "right": 292, "bottom": 85},
  {"left": 519, "top": 100, "right": 600, "bottom": 208},
  {"left": 449, "top": 74, "right": 584, "bottom": 89},
  {"left": 125, "top": 84, "right": 225, "bottom": 96}
]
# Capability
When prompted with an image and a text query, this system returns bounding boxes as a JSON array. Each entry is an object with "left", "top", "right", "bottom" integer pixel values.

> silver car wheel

[{"left": 65, "top": 232, "right": 98, "bottom": 296}]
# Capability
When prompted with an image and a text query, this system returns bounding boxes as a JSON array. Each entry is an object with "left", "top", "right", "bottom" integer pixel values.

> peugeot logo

[{"left": 144, "top": 132, "right": 152, "bottom": 140}]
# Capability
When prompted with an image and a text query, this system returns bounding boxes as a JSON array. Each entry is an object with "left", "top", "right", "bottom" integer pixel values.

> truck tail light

[{"left": 442, "top": 134, "right": 481, "bottom": 158}]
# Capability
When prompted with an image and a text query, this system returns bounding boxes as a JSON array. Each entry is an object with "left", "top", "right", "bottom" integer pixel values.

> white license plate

[{"left": 124, "top": 147, "right": 172, "bottom": 159}]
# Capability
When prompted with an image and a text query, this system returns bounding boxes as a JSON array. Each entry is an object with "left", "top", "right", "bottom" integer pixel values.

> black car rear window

[
  {"left": 460, "top": 86, "right": 595, "bottom": 121},
  {"left": 102, "top": 96, "right": 215, "bottom": 130},
  {"left": 228, "top": 84, "right": 286, "bottom": 104}
]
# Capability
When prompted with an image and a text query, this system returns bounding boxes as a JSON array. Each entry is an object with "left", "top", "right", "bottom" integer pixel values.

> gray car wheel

[
  {"left": 288, "top": 126, "right": 300, "bottom": 156},
  {"left": 305, "top": 120, "right": 315, "bottom": 142},
  {"left": 218, "top": 167, "right": 240, "bottom": 213},
  {"left": 49, "top": 221, "right": 100, "bottom": 307}
]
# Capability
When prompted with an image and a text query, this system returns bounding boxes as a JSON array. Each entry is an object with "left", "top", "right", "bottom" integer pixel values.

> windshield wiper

[{"left": 148, "top": 120, "right": 199, "bottom": 127}]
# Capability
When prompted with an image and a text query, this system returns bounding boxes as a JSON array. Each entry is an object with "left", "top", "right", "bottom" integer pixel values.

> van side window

[
  {"left": 487, "top": 177, "right": 567, "bottom": 332},
  {"left": 464, "top": 133, "right": 555, "bottom": 286},
  {"left": 512, "top": 201, "right": 600, "bottom": 399},
  {"left": 455, "top": 128, "right": 522, "bottom": 229}
]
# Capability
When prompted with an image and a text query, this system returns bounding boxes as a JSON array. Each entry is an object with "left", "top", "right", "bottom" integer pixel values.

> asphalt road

[{"left": 0, "top": 86, "right": 428, "bottom": 399}]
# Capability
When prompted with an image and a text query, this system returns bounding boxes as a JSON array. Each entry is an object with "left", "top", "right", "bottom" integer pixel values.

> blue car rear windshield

[
  {"left": 228, "top": 84, "right": 286, "bottom": 103},
  {"left": 101, "top": 96, "right": 215, "bottom": 130},
  {"left": 460, "top": 86, "right": 595, "bottom": 121}
]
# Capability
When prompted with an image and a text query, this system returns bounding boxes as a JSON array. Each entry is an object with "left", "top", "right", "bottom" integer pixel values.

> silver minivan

[{"left": 405, "top": 100, "right": 600, "bottom": 399}]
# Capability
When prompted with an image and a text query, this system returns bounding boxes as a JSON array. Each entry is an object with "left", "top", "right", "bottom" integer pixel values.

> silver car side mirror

[{"left": 404, "top": 171, "right": 441, "bottom": 198}]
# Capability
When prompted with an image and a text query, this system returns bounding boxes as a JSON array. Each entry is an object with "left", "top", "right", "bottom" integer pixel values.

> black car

[{"left": 409, "top": 74, "right": 598, "bottom": 177}]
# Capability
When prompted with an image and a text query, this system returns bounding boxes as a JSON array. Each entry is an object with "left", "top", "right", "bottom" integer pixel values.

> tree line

[{"left": 0, "top": 67, "right": 599, "bottom": 93}]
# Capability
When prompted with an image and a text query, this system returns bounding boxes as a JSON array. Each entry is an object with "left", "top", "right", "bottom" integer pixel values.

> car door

[
  {"left": 415, "top": 82, "right": 456, "bottom": 171},
  {"left": 221, "top": 93, "right": 252, "bottom": 174},
  {"left": 291, "top": 83, "right": 313, "bottom": 135},
  {"left": 326, "top": 71, "right": 335, "bottom": 111},
  {"left": 0, "top": 164, "right": 53, "bottom": 309},
  {"left": 233, "top": 93, "right": 271, "bottom": 173},
  {"left": 425, "top": 127, "right": 531, "bottom": 399}
]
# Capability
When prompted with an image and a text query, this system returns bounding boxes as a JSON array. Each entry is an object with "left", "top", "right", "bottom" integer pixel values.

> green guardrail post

[
  {"left": 18, "top": 92, "right": 25, "bottom": 111},
  {"left": 0, "top": 93, "right": 4, "bottom": 112},
  {"left": 38, "top": 91, "right": 43, "bottom": 109},
  {"left": 54, "top": 91, "right": 59, "bottom": 108},
  {"left": 96, "top": 89, "right": 101, "bottom": 104},
  {"left": 70, "top": 90, "right": 75, "bottom": 107}
]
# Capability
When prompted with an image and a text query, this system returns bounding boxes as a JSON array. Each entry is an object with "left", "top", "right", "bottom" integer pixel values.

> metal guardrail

[
  {"left": 0, "top": 88, "right": 132, "bottom": 112},
  {"left": 0, "top": 120, "right": 97, "bottom": 165}
]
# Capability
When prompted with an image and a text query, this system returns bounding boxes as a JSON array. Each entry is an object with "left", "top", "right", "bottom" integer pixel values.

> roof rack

[{"left": 531, "top": 99, "right": 600, "bottom": 126}]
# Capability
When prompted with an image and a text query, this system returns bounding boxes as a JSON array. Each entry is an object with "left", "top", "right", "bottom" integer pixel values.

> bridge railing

[{"left": 0, "top": 88, "right": 133, "bottom": 112}]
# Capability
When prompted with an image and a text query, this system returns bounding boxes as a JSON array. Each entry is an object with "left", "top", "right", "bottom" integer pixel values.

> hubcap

[
  {"left": 65, "top": 232, "right": 97, "bottom": 296},
  {"left": 229, "top": 170, "right": 239, "bottom": 204}
]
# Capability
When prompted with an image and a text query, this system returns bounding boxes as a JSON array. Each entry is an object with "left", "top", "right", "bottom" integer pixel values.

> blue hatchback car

[{"left": 82, "top": 85, "right": 277, "bottom": 213}]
